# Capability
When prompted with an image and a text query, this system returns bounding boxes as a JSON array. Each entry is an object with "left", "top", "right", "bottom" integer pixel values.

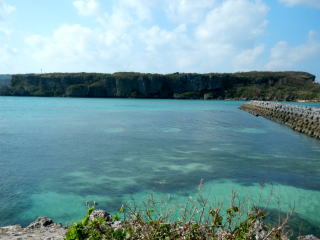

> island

[{"left": 0, "top": 71, "right": 319, "bottom": 101}]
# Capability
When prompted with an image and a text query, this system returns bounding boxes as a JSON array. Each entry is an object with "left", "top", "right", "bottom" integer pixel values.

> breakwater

[{"left": 240, "top": 101, "right": 320, "bottom": 139}]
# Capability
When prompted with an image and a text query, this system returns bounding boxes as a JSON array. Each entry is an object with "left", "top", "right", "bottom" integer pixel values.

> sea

[{"left": 0, "top": 97, "right": 319, "bottom": 235}]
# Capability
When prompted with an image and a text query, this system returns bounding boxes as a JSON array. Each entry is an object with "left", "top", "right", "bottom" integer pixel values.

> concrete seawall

[{"left": 240, "top": 101, "right": 320, "bottom": 139}]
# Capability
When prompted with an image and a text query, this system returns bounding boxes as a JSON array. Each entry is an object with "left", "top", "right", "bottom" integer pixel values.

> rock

[
  {"left": 0, "top": 217, "right": 66, "bottom": 240},
  {"left": 89, "top": 209, "right": 112, "bottom": 222},
  {"left": 204, "top": 92, "right": 214, "bottom": 100},
  {"left": 111, "top": 221, "right": 122, "bottom": 230},
  {"left": 26, "top": 217, "right": 53, "bottom": 229},
  {"left": 253, "top": 220, "right": 267, "bottom": 240},
  {"left": 0, "top": 225, "right": 22, "bottom": 234},
  {"left": 66, "top": 84, "right": 89, "bottom": 97},
  {"left": 216, "top": 230, "right": 233, "bottom": 240},
  {"left": 173, "top": 91, "right": 201, "bottom": 99}
]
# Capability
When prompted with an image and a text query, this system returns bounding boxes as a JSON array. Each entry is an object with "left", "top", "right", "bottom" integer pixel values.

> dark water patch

[
  {"left": 0, "top": 193, "right": 32, "bottom": 227},
  {"left": 264, "top": 208, "right": 320, "bottom": 239}
]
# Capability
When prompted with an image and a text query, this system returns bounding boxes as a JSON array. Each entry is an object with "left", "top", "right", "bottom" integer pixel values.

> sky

[{"left": 0, "top": 0, "right": 319, "bottom": 80}]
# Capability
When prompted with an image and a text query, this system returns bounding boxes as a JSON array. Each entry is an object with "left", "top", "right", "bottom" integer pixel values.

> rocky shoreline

[
  {"left": 240, "top": 101, "right": 320, "bottom": 139},
  {"left": 0, "top": 217, "right": 67, "bottom": 240}
]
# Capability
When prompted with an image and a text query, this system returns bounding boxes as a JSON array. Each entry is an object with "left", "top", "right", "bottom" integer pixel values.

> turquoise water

[{"left": 0, "top": 97, "right": 319, "bottom": 235}]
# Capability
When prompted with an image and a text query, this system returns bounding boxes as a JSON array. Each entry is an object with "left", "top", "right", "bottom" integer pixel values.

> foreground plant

[{"left": 65, "top": 196, "right": 289, "bottom": 240}]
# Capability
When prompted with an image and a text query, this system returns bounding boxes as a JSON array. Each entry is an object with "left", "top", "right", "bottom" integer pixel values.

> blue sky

[{"left": 0, "top": 0, "right": 319, "bottom": 80}]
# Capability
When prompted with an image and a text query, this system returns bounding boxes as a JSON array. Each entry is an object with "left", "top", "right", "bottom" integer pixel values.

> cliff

[
  {"left": 0, "top": 71, "right": 319, "bottom": 101},
  {"left": 0, "top": 75, "right": 12, "bottom": 88}
]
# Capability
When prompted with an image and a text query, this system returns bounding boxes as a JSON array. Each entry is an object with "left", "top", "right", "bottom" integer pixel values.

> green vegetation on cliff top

[{"left": 0, "top": 71, "right": 319, "bottom": 101}]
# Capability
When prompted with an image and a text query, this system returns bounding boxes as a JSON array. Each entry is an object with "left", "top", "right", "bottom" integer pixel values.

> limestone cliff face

[
  {"left": 0, "top": 75, "right": 12, "bottom": 87},
  {"left": 0, "top": 71, "right": 318, "bottom": 100}
]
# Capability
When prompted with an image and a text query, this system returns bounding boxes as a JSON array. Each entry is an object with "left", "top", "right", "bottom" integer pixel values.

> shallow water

[{"left": 0, "top": 97, "right": 319, "bottom": 234}]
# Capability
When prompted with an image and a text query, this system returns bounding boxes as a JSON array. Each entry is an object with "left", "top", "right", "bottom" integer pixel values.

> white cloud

[
  {"left": 266, "top": 31, "right": 320, "bottom": 70},
  {"left": 0, "top": 44, "right": 14, "bottom": 62},
  {"left": 0, "top": 40, "right": 18, "bottom": 72},
  {"left": 25, "top": 24, "right": 104, "bottom": 72},
  {"left": 0, "top": 24, "right": 9, "bottom": 35},
  {"left": 233, "top": 45, "right": 265, "bottom": 71},
  {"left": 117, "top": 0, "right": 153, "bottom": 21},
  {"left": 0, "top": 0, "right": 15, "bottom": 16},
  {"left": 278, "top": 0, "right": 320, "bottom": 8},
  {"left": 188, "top": 0, "right": 269, "bottom": 72},
  {"left": 73, "top": 0, "right": 99, "bottom": 16},
  {"left": 196, "top": 0, "right": 269, "bottom": 44},
  {"left": 165, "top": 0, "right": 216, "bottom": 23},
  {"left": 0, "top": 0, "right": 15, "bottom": 35},
  {"left": 22, "top": 0, "right": 271, "bottom": 74},
  {"left": 0, "top": 0, "right": 16, "bottom": 71}
]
